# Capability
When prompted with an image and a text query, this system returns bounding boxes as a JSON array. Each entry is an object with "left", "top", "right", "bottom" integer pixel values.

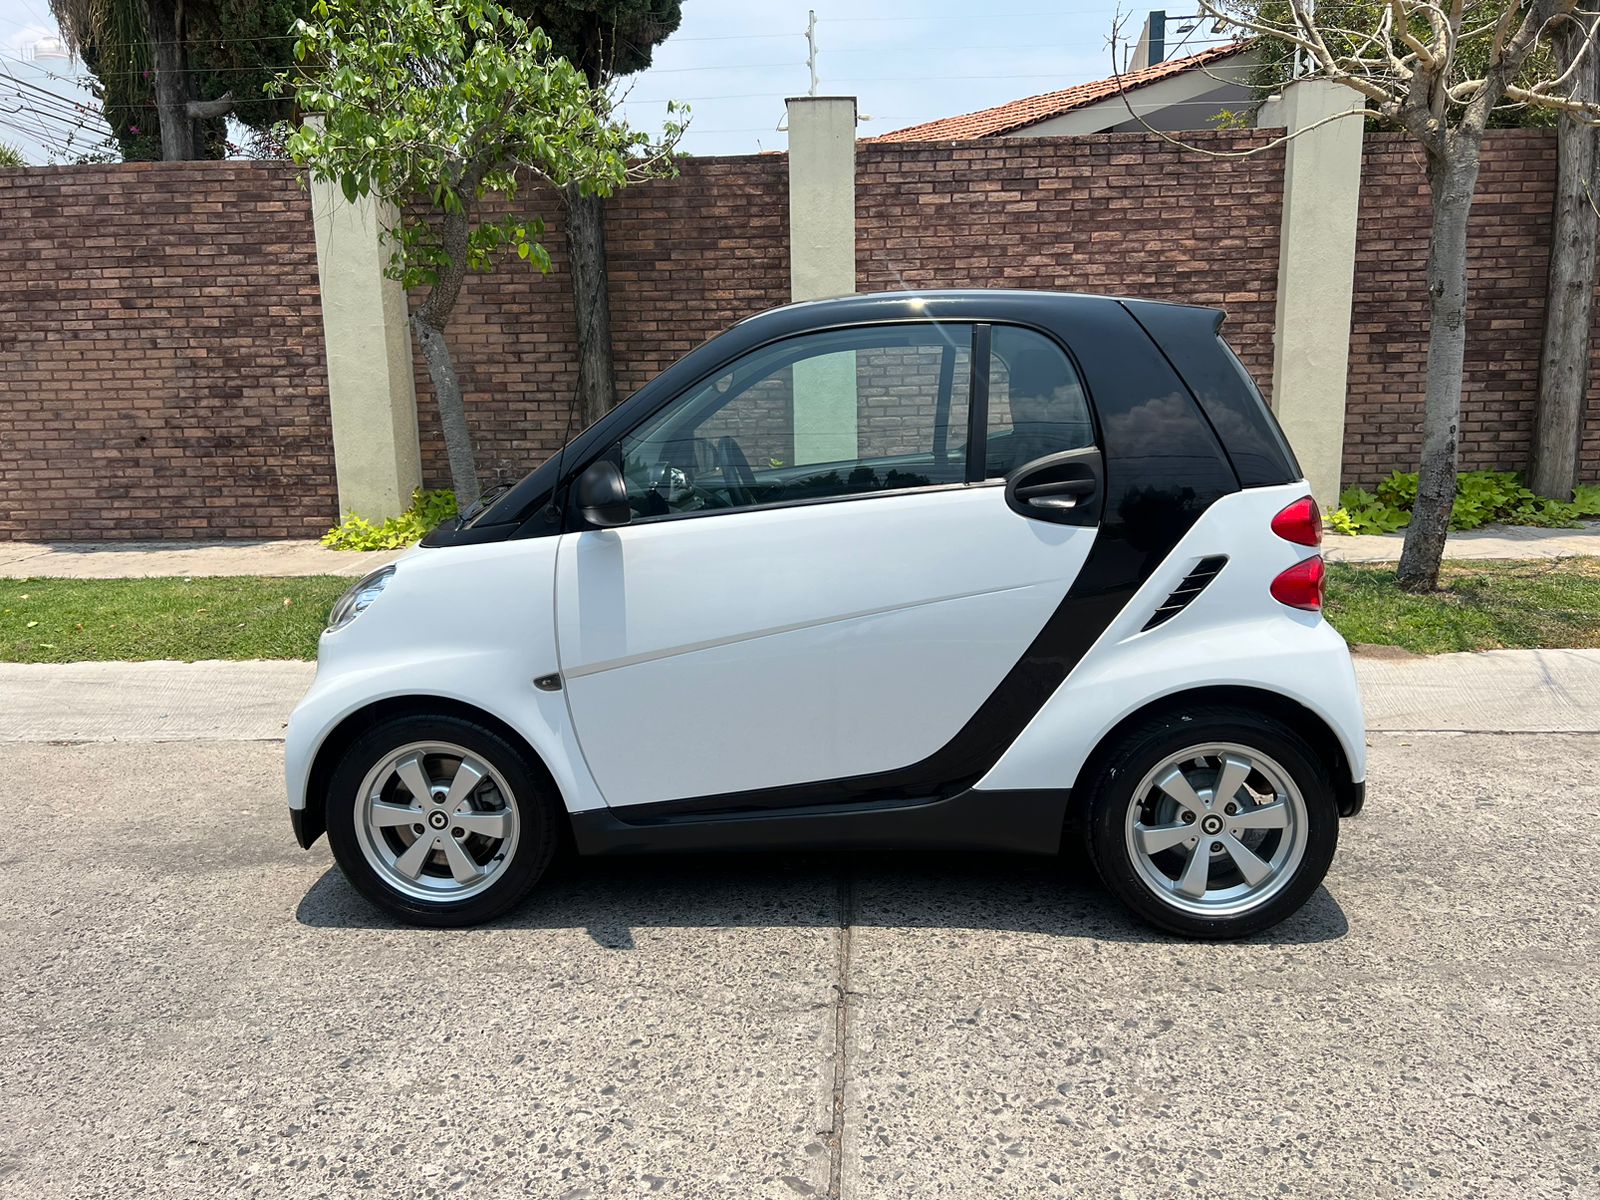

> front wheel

[
  {"left": 1083, "top": 707, "right": 1339, "bottom": 939},
  {"left": 324, "top": 713, "right": 559, "bottom": 927}
]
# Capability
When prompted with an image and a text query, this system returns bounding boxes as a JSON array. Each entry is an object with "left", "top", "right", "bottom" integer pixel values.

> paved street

[{"left": 2, "top": 678, "right": 1598, "bottom": 1197}]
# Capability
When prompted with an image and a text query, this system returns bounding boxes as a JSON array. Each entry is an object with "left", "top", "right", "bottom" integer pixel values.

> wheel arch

[
  {"left": 1069, "top": 685, "right": 1364, "bottom": 827},
  {"left": 296, "top": 694, "right": 567, "bottom": 849}
]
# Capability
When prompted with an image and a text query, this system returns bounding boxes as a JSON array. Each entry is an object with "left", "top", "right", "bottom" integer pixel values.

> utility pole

[{"left": 806, "top": 9, "right": 818, "bottom": 96}]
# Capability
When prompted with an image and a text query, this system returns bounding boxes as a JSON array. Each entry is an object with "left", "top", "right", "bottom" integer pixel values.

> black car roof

[{"left": 729, "top": 288, "right": 1212, "bottom": 334}]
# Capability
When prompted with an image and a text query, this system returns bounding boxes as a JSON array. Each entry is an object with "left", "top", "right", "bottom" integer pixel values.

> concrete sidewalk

[
  {"left": 1325, "top": 520, "right": 1600, "bottom": 562},
  {"left": 0, "top": 521, "right": 1596, "bottom": 579},
  {"left": 0, "top": 539, "right": 403, "bottom": 578},
  {"left": 5, "top": 648, "right": 1598, "bottom": 743}
]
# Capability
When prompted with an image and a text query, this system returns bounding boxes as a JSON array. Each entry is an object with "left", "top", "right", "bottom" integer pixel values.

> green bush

[
  {"left": 1326, "top": 486, "right": 1410, "bottom": 535},
  {"left": 322, "top": 488, "right": 459, "bottom": 551},
  {"left": 1327, "top": 470, "right": 1600, "bottom": 536}
]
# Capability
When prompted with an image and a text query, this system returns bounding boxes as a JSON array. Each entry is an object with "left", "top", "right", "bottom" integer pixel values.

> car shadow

[{"left": 294, "top": 849, "right": 1349, "bottom": 947}]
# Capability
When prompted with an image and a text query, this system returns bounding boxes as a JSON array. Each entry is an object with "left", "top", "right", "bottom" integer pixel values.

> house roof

[{"left": 863, "top": 43, "right": 1251, "bottom": 143}]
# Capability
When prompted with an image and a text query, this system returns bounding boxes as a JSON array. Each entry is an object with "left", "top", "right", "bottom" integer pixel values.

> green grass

[
  {"left": 0, "top": 576, "right": 351, "bottom": 663},
  {"left": 1326, "top": 558, "right": 1600, "bottom": 654},
  {"left": 3, "top": 560, "right": 1598, "bottom": 664}
]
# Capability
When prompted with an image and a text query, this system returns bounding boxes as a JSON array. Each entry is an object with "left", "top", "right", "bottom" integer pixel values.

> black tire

[
  {"left": 324, "top": 713, "right": 560, "bottom": 927},
  {"left": 1082, "top": 705, "right": 1339, "bottom": 940}
]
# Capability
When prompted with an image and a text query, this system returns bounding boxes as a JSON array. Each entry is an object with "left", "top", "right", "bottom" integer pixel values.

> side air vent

[{"left": 1142, "top": 555, "right": 1229, "bottom": 631}]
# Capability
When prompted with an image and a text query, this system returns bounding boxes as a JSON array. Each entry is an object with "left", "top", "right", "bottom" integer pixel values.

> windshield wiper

[{"left": 458, "top": 481, "right": 515, "bottom": 524}]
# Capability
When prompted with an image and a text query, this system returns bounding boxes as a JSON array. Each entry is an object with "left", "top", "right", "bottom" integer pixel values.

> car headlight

[{"left": 327, "top": 566, "right": 395, "bottom": 632}]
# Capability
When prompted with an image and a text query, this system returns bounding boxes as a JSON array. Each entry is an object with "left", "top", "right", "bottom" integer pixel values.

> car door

[{"left": 554, "top": 321, "right": 1102, "bottom": 812}]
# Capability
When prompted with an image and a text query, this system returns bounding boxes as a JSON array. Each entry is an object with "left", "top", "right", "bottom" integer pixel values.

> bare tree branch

[{"left": 185, "top": 92, "right": 235, "bottom": 120}]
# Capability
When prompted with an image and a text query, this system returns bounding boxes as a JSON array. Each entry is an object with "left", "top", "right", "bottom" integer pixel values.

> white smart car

[{"left": 286, "top": 291, "right": 1365, "bottom": 938}]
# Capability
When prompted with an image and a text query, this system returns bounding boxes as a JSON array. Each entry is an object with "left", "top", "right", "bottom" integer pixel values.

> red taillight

[
  {"left": 1271, "top": 496, "right": 1322, "bottom": 546},
  {"left": 1271, "top": 555, "right": 1325, "bottom": 611}
]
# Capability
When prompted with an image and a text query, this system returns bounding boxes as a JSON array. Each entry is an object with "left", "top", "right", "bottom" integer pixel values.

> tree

[
  {"left": 511, "top": 1, "right": 682, "bottom": 427},
  {"left": 1194, "top": 0, "right": 1600, "bottom": 590},
  {"left": 281, "top": 0, "right": 683, "bottom": 507},
  {"left": 49, "top": 0, "right": 302, "bottom": 161},
  {"left": 0, "top": 143, "right": 25, "bottom": 166},
  {"left": 1239, "top": 1, "right": 1592, "bottom": 506},
  {"left": 1238, "top": 0, "right": 1557, "bottom": 127},
  {"left": 1529, "top": 20, "right": 1600, "bottom": 497}
]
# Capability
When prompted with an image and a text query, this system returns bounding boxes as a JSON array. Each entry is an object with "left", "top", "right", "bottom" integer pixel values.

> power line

[
  {"left": 821, "top": 41, "right": 1096, "bottom": 55},
  {"left": 0, "top": 103, "right": 91, "bottom": 154},
  {"left": 829, "top": 71, "right": 1143, "bottom": 83},
  {"left": 0, "top": 63, "right": 105, "bottom": 121},
  {"left": 634, "top": 60, "right": 804, "bottom": 74},
  {"left": 0, "top": 108, "right": 66, "bottom": 151},
  {"left": 25, "top": 55, "right": 808, "bottom": 81},
  {"left": 827, "top": 9, "right": 1108, "bottom": 21},
  {"left": 0, "top": 78, "right": 95, "bottom": 119},
  {"left": 623, "top": 91, "right": 797, "bottom": 104},
  {"left": 668, "top": 31, "right": 795, "bottom": 43},
  {"left": 0, "top": 91, "right": 96, "bottom": 128}
]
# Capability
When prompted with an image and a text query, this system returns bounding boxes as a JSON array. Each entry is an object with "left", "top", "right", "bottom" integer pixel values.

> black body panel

[
  {"left": 291, "top": 804, "right": 321, "bottom": 850},
  {"left": 1142, "top": 554, "right": 1229, "bottom": 631},
  {"left": 1121, "top": 299, "right": 1301, "bottom": 488},
  {"left": 571, "top": 788, "right": 1072, "bottom": 857},
  {"left": 1339, "top": 779, "right": 1366, "bottom": 818}
]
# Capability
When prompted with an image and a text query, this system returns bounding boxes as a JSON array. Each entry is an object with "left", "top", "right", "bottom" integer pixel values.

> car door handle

[
  {"left": 1014, "top": 477, "right": 1096, "bottom": 509},
  {"left": 1003, "top": 447, "right": 1104, "bottom": 526}
]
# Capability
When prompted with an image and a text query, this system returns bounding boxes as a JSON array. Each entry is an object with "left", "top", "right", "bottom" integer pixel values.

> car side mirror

[{"left": 575, "top": 460, "right": 632, "bottom": 528}]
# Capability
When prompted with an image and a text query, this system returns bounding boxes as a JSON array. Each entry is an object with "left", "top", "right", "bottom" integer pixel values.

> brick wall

[
  {"left": 417, "top": 134, "right": 1287, "bottom": 489},
  {"left": 4, "top": 130, "right": 1595, "bottom": 543},
  {"left": 857, "top": 131, "right": 1288, "bottom": 401},
  {"left": 411, "top": 155, "right": 791, "bottom": 489},
  {"left": 1347, "top": 129, "right": 1600, "bottom": 485},
  {"left": 0, "top": 161, "right": 334, "bottom": 541}
]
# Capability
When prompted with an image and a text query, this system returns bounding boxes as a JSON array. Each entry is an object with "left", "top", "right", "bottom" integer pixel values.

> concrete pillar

[
  {"left": 1259, "top": 78, "right": 1365, "bottom": 508},
  {"left": 787, "top": 95, "right": 857, "bottom": 301},
  {"left": 787, "top": 96, "right": 859, "bottom": 465},
  {"left": 309, "top": 183, "right": 423, "bottom": 521}
]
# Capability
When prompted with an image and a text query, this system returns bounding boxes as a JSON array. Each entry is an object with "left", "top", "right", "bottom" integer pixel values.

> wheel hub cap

[
  {"left": 1124, "top": 742, "right": 1309, "bottom": 918},
  {"left": 351, "top": 742, "right": 521, "bottom": 903}
]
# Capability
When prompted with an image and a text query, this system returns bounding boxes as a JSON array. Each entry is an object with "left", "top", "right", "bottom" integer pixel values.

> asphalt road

[{"left": 2, "top": 732, "right": 1597, "bottom": 1199}]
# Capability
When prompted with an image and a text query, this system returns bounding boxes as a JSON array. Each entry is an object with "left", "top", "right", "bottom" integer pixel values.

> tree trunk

[
  {"left": 411, "top": 207, "right": 481, "bottom": 508},
  {"left": 1398, "top": 140, "right": 1483, "bottom": 592},
  {"left": 145, "top": 0, "right": 195, "bottom": 161},
  {"left": 412, "top": 315, "right": 481, "bottom": 509},
  {"left": 564, "top": 184, "right": 619, "bottom": 428},
  {"left": 1530, "top": 19, "right": 1600, "bottom": 499}
]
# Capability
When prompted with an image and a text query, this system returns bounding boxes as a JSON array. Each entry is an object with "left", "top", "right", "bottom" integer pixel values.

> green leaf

[{"left": 278, "top": 0, "right": 683, "bottom": 330}]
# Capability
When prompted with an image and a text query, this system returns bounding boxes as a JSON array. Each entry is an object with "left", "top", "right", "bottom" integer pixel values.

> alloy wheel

[
  {"left": 1123, "top": 742, "right": 1309, "bottom": 918},
  {"left": 351, "top": 741, "right": 521, "bottom": 903}
]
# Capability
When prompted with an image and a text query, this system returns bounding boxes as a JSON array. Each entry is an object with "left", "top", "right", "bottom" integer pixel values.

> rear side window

[
  {"left": 1122, "top": 300, "right": 1299, "bottom": 487},
  {"left": 984, "top": 326, "right": 1094, "bottom": 478}
]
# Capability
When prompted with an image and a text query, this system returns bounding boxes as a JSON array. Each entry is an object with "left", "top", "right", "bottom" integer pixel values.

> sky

[{"left": 0, "top": 0, "right": 1234, "bottom": 163}]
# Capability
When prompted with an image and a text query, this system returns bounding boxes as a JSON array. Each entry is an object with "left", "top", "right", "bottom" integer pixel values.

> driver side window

[{"left": 618, "top": 324, "right": 973, "bottom": 520}]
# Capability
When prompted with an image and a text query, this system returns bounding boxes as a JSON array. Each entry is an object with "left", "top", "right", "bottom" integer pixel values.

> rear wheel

[
  {"left": 325, "top": 714, "right": 559, "bottom": 927},
  {"left": 1083, "top": 707, "right": 1338, "bottom": 939}
]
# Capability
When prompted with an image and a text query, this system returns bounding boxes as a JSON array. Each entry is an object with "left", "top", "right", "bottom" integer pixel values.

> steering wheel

[{"left": 715, "top": 436, "right": 759, "bottom": 507}]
